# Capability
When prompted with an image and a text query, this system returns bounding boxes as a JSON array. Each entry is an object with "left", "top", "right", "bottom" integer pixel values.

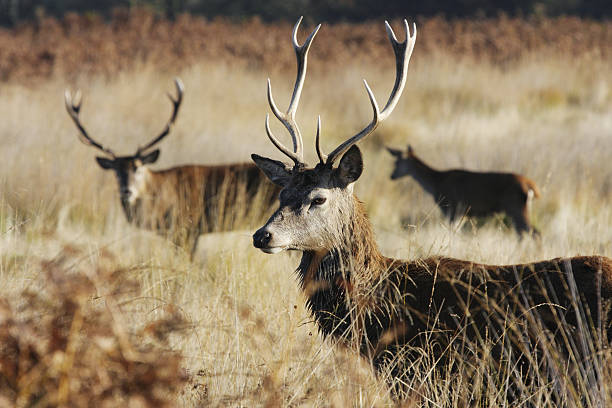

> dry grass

[{"left": 0, "top": 15, "right": 611, "bottom": 406}]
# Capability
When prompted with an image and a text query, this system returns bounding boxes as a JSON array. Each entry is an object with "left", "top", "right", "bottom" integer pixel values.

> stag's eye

[{"left": 311, "top": 197, "right": 327, "bottom": 206}]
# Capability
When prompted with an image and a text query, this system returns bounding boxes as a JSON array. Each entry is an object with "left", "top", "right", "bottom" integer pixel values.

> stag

[
  {"left": 251, "top": 19, "right": 612, "bottom": 399},
  {"left": 387, "top": 144, "right": 540, "bottom": 235},
  {"left": 66, "top": 79, "right": 279, "bottom": 258}
]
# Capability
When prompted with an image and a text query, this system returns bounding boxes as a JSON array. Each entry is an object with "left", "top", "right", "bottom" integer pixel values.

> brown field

[
  {"left": 1, "top": 12, "right": 612, "bottom": 406},
  {"left": 1, "top": 10, "right": 612, "bottom": 82}
]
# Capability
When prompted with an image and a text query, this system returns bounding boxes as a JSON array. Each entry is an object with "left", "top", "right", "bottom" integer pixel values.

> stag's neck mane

[
  {"left": 296, "top": 195, "right": 386, "bottom": 340},
  {"left": 297, "top": 196, "right": 384, "bottom": 282}
]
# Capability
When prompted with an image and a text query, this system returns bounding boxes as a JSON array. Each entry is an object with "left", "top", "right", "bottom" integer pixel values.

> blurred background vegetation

[{"left": 1, "top": 0, "right": 611, "bottom": 26}]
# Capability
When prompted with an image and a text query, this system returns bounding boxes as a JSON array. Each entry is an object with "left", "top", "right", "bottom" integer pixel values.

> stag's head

[
  {"left": 65, "top": 79, "right": 184, "bottom": 210},
  {"left": 387, "top": 144, "right": 418, "bottom": 180},
  {"left": 252, "top": 18, "right": 416, "bottom": 254}
]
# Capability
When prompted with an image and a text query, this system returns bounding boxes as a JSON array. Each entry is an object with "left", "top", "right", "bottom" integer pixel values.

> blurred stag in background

[{"left": 65, "top": 78, "right": 279, "bottom": 258}]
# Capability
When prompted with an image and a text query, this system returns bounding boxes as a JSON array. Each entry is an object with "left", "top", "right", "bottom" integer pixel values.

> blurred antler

[
  {"left": 136, "top": 77, "right": 184, "bottom": 156},
  {"left": 65, "top": 90, "right": 116, "bottom": 157}
]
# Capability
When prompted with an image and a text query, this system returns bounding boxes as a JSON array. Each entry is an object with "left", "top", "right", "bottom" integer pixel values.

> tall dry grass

[{"left": 0, "top": 15, "right": 611, "bottom": 406}]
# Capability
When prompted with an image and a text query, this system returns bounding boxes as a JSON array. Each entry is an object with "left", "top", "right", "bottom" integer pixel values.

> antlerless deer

[{"left": 388, "top": 144, "right": 540, "bottom": 235}]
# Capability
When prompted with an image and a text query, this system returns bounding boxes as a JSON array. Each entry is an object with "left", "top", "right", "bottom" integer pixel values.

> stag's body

[
  {"left": 296, "top": 195, "right": 612, "bottom": 376},
  {"left": 251, "top": 19, "right": 612, "bottom": 398},
  {"left": 388, "top": 146, "right": 540, "bottom": 234},
  {"left": 65, "top": 79, "right": 278, "bottom": 257},
  {"left": 260, "top": 157, "right": 612, "bottom": 396},
  {"left": 121, "top": 162, "right": 278, "bottom": 254}
]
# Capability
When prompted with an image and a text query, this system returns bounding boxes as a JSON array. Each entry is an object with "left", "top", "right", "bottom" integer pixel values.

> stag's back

[
  {"left": 148, "top": 163, "right": 278, "bottom": 234},
  {"left": 198, "top": 163, "right": 279, "bottom": 232},
  {"left": 363, "top": 255, "right": 612, "bottom": 375},
  {"left": 438, "top": 170, "right": 537, "bottom": 215}
]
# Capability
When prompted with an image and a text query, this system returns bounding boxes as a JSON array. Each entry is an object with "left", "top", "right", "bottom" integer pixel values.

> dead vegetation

[
  {"left": 0, "top": 11, "right": 610, "bottom": 407},
  {"left": 0, "top": 246, "right": 189, "bottom": 406},
  {"left": 0, "top": 10, "right": 611, "bottom": 82}
]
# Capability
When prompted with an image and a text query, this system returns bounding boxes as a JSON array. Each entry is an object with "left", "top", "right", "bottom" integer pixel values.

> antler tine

[
  {"left": 288, "top": 17, "right": 321, "bottom": 121},
  {"left": 324, "top": 81, "right": 379, "bottom": 165},
  {"left": 137, "top": 77, "right": 184, "bottom": 155},
  {"left": 265, "top": 114, "right": 302, "bottom": 165},
  {"left": 379, "top": 20, "right": 416, "bottom": 119},
  {"left": 325, "top": 20, "right": 417, "bottom": 165},
  {"left": 64, "top": 89, "right": 115, "bottom": 157},
  {"left": 266, "top": 17, "right": 321, "bottom": 167},
  {"left": 314, "top": 116, "right": 327, "bottom": 164}
]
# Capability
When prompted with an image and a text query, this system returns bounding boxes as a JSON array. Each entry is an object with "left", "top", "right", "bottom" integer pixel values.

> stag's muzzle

[{"left": 253, "top": 227, "right": 283, "bottom": 254}]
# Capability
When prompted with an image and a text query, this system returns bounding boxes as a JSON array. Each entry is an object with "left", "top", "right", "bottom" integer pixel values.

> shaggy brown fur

[
  {"left": 125, "top": 162, "right": 279, "bottom": 256},
  {"left": 298, "top": 197, "right": 612, "bottom": 394},
  {"left": 388, "top": 145, "right": 541, "bottom": 235}
]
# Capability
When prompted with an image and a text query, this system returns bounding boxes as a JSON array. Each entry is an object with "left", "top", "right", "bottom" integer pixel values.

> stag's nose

[{"left": 253, "top": 228, "right": 272, "bottom": 248}]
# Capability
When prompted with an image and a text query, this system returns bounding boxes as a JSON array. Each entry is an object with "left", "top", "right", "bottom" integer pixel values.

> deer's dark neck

[
  {"left": 121, "top": 198, "right": 138, "bottom": 224},
  {"left": 296, "top": 197, "right": 385, "bottom": 342},
  {"left": 407, "top": 156, "right": 441, "bottom": 196}
]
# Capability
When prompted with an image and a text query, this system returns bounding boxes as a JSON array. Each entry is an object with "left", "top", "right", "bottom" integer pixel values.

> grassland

[{"left": 0, "top": 13, "right": 611, "bottom": 406}]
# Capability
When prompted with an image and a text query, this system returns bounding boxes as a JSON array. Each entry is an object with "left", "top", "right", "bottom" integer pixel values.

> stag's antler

[
  {"left": 136, "top": 77, "right": 184, "bottom": 156},
  {"left": 266, "top": 17, "right": 321, "bottom": 168},
  {"left": 65, "top": 90, "right": 116, "bottom": 157},
  {"left": 324, "top": 20, "right": 416, "bottom": 165}
]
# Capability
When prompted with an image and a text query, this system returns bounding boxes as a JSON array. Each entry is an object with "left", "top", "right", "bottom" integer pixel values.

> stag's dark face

[
  {"left": 252, "top": 146, "right": 363, "bottom": 253},
  {"left": 387, "top": 146, "right": 418, "bottom": 180},
  {"left": 96, "top": 149, "right": 160, "bottom": 212}
]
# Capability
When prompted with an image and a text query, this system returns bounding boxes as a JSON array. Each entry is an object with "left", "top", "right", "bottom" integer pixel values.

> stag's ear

[
  {"left": 386, "top": 147, "right": 402, "bottom": 157},
  {"left": 334, "top": 145, "right": 363, "bottom": 187},
  {"left": 251, "top": 154, "right": 292, "bottom": 187},
  {"left": 140, "top": 149, "right": 160, "bottom": 164},
  {"left": 407, "top": 144, "right": 414, "bottom": 154},
  {"left": 96, "top": 157, "right": 115, "bottom": 170}
]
